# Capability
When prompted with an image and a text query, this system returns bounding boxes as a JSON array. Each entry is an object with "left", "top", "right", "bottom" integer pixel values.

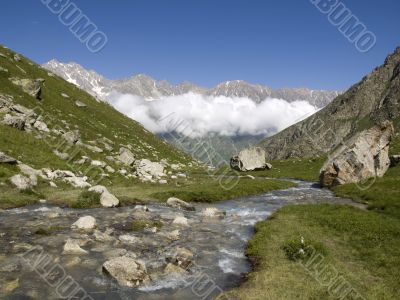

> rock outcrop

[
  {"left": 230, "top": 147, "right": 271, "bottom": 171},
  {"left": 320, "top": 121, "right": 394, "bottom": 187}
]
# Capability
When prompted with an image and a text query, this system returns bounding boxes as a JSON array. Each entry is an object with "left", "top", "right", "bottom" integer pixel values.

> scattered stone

[
  {"left": 164, "top": 263, "right": 186, "bottom": 275},
  {"left": 320, "top": 121, "right": 394, "bottom": 187},
  {"left": 0, "top": 152, "right": 17, "bottom": 164},
  {"left": 172, "top": 216, "right": 189, "bottom": 226},
  {"left": 117, "top": 147, "right": 135, "bottom": 166},
  {"left": 91, "top": 160, "right": 106, "bottom": 168},
  {"left": 10, "top": 174, "right": 34, "bottom": 190},
  {"left": 176, "top": 173, "right": 187, "bottom": 178},
  {"left": 202, "top": 207, "right": 225, "bottom": 218},
  {"left": 100, "top": 192, "right": 119, "bottom": 208},
  {"left": 166, "top": 247, "right": 194, "bottom": 269},
  {"left": 164, "top": 229, "right": 180, "bottom": 241},
  {"left": 105, "top": 165, "right": 115, "bottom": 173},
  {"left": 0, "top": 66, "right": 8, "bottom": 72},
  {"left": 246, "top": 175, "right": 255, "bottom": 180},
  {"left": 75, "top": 101, "right": 87, "bottom": 108},
  {"left": 88, "top": 185, "right": 119, "bottom": 207},
  {"left": 93, "top": 229, "right": 114, "bottom": 242},
  {"left": 230, "top": 147, "right": 272, "bottom": 172},
  {"left": 167, "top": 197, "right": 195, "bottom": 211},
  {"left": 2, "top": 113, "right": 26, "bottom": 130},
  {"left": 62, "top": 130, "right": 80, "bottom": 144},
  {"left": 63, "top": 239, "right": 88, "bottom": 255},
  {"left": 158, "top": 179, "right": 168, "bottom": 184},
  {"left": 119, "top": 235, "right": 141, "bottom": 244},
  {"left": 135, "top": 159, "right": 165, "bottom": 179},
  {"left": 72, "top": 216, "right": 97, "bottom": 230},
  {"left": 102, "top": 257, "right": 149, "bottom": 287},
  {"left": 33, "top": 120, "right": 50, "bottom": 132},
  {"left": 84, "top": 144, "right": 103, "bottom": 153},
  {"left": 49, "top": 181, "right": 58, "bottom": 188},
  {"left": 61, "top": 93, "right": 69, "bottom": 98},
  {"left": 53, "top": 150, "right": 70, "bottom": 160},
  {"left": 13, "top": 54, "right": 21, "bottom": 62}
]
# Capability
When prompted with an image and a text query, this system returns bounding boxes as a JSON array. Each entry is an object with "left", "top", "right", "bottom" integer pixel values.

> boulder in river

[
  {"left": 166, "top": 247, "right": 194, "bottom": 269},
  {"left": 63, "top": 239, "right": 88, "bottom": 255},
  {"left": 166, "top": 197, "right": 195, "bottom": 211},
  {"left": 320, "top": 121, "right": 394, "bottom": 187},
  {"left": 102, "top": 257, "right": 149, "bottom": 287},
  {"left": 172, "top": 216, "right": 189, "bottom": 226},
  {"left": 71, "top": 216, "right": 97, "bottom": 230},
  {"left": 202, "top": 207, "right": 225, "bottom": 218},
  {"left": 230, "top": 147, "right": 272, "bottom": 172}
]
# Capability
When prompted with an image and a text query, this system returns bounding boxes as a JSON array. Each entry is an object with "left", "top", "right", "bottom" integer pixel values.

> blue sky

[{"left": 1, "top": 0, "right": 399, "bottom": 90}]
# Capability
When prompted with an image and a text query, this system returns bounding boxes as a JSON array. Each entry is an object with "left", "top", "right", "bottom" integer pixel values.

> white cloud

[{"left": 107, "top": 92, "right": 317, "bottom": 138}]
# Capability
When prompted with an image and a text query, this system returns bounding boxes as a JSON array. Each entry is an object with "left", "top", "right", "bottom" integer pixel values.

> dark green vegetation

[
  {"left": 35, "top": 226, "right": 66, "bottom": 235},
  {"left": 71, "top": 190, "right": 101, "bottom": 209}
]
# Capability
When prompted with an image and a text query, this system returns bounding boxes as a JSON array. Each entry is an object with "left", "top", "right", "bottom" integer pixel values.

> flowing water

[{"left": 0, "top": 180, "right": 360, "bottom": 299}]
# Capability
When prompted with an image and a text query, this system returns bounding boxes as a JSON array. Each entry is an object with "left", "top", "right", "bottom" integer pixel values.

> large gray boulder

[
  {"left": 102, "top": 257, "right": 149, "bottom": 287},
  {"left": 320, "top": 121, "right": 394, "bottom": 187},
  {"left": 9, "top": 78, "right": 43, "bottom": 99},
  {"left": 230, "top": 147, "right": 271, "bottom": 171}
]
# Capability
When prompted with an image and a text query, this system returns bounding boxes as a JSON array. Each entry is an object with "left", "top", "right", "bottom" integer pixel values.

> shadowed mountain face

[
  {"left": 43, "top": 60, "right": 339, "bottom": 108},
  {"left": 255, "top": 47, "right": 400, "bottom": 160}
]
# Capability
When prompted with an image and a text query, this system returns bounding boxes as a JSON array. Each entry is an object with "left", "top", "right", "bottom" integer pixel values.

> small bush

[
  {"left": 283, "top": 237, "right": 327, "bottom": 261},
  {"left": 72, "top": 190, "right": 100, "bottom": 209}
]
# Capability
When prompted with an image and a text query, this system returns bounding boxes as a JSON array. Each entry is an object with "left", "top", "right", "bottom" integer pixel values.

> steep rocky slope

[{"left": 256, "top": 47, "right": 400, "bottom": 160}]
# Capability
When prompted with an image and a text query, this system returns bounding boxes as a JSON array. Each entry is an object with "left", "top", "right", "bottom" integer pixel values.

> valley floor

[{"left": 226, "top": 162, "right": 400, "bottom": 299}]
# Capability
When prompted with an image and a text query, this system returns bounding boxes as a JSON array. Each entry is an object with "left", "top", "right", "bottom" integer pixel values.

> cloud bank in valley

[{"left": 107, "top": 92, "right": 318, "bottom": 138}]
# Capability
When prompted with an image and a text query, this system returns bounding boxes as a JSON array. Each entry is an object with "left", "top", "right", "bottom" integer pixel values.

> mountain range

[{"left": 43, "top": 59, "right": 339, "bottom": 108}]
